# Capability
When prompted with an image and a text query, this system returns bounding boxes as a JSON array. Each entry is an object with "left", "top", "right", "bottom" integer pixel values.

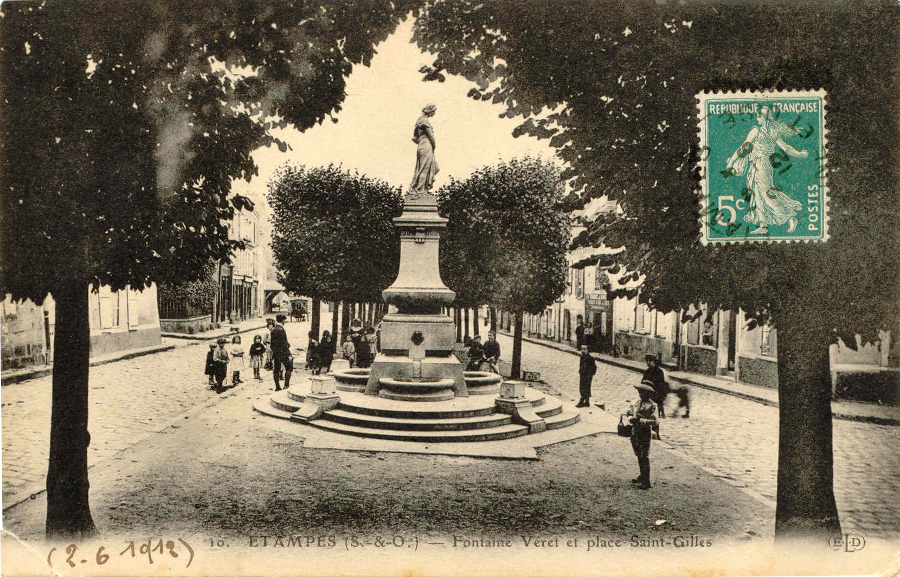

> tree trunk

[
  {"left": 367, "top": 301, "right": 375, "bottom": 326},
  {"left": 490, "top": 307, "right": 497, "bottom": 333},
  {"left": 455, "top": 308, "right": 462, "bottom": 342},
  {"left": 773, "top": 304, "right": 841, "bottom": 543},
  {"left": 311, "top": 299, "right": 321, "bottom": 336},
  {"left": 464, "top": 308, "right": 470, "bottom": 340},
  {"left": 511, "top": 311, "right": 523, "bottom": 380},
  {"left": 331, "top": 301, "right": 338, "bottom": 339},
  {"left": 341, "top": 301, "right": 351, "bottom": 341},
  {"left": 473, "top": 307, "right": 480, "bottom": 336},
  {"left": 46, "top": 282, "right": 97, "bottom": 539}
]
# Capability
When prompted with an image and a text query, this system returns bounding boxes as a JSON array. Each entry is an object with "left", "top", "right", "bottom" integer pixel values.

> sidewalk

[
  {"left": 1, "top": 343, "right": 176, "bottom": 386},
  {"left": 161, "top": 316, "right": 271, "bottom": 341},
  {"left": 2, "top": 319, "right": 273, "bottom": 386},
  {"left": 500, "top": 331, "right": 900, "bottom": 426}
]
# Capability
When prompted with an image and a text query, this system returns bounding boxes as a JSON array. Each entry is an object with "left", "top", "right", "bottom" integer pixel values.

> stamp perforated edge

[{"left": 695, "top": 88, "right": 829, "bottom": 245}]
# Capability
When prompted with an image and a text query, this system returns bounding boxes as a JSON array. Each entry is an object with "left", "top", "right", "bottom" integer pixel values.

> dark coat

[
  {"left": 270, "top": 324, "right": 291, "bottom": 359},
  {"left": 643, "top": 365, "right": 669, "bottom": 397},
  {"left": 205, "top": 350, "right": 216, "bottom": 375},
  {"left": 579, "top": 352, "right": 597, "bottom": 383},
  {"left": 482, "top": 340, "right": 501, "bottom": 360}
]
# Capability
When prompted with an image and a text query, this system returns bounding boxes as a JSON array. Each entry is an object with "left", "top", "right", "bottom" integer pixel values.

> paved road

[
  {"left": 1, "top": 319, "right": 316, "bottom": 509},
  {"left": 4, "top": 321, "right": 897, "bottom": 544},
  {"left": 497, "top": 334, "right": 900, "bottom": 542}
]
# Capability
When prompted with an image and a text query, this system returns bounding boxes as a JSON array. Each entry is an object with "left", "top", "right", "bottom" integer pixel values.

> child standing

[
  {"left": 626, "top": 380, "right": 660, "bottom": 489},
  {"left": 342, "top": 334, "right": 356, "bottom": 368},
  {"left": 213, "top": 336, "right": 230, "bottom": 393},
  {"left": 204, "top": 342, "right": 217, "bottom": 389},
  {"left": 306, "top": 331, "right": 319, "bottom": 374},
  {"left": 249, "top": 335, "right": 266, "bottom": 380},
  {"left": 230, "top": 335, "right": 244, "bottom": 385}
]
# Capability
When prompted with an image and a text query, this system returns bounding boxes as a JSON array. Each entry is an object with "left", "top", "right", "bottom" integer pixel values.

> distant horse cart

[{"left": 290, "top": 298, "right": 308, "bottom": 322}]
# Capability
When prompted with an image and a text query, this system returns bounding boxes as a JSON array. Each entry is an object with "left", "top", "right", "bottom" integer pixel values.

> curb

[
  {"left": 1, "top": 344, "right": 177, "bottom": 386},
  {"left": 500, "top": 331, "right": 900, "bottom": 427},
  {"left": 161, "top": 321, "right": 270, "bottom": 341}
]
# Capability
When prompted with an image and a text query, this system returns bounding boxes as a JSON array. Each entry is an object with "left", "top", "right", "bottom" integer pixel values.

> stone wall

[
  {"left": 738, "top": 355, "right": 779, "bottom": 389},
  {"left": 683, "top": 345, "right": 718, "bottom": 376},
  {"left": 160, "top": 315, "right": 215, "bottom": 335}
]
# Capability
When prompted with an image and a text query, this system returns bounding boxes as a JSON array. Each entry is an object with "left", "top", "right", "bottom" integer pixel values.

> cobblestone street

[
  {"left": 2, "top": 322, "right": 897, "bottom": 546},
  {"left": 1, "top": 320, "right": 312, "bottom": 509},
  {"left": 496, "top": 334, "right": 900, "bottom": 542}
]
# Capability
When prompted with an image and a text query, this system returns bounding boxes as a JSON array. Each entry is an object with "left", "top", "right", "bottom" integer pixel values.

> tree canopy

[
  {"left": 414, "top": 0, "right": 900, "bottom": 339},
  {"left": 1, "top": 0, "right": 419, "bottom": 298},
  {"left": 268, "top": 164, "right": 403, "bottom": 305},
  {"left": 0, "top": 0, "right": 418, "bottom": 538},
  {"left": 414, "top": 0, "right": 900, "bottom": 542},
  {"left": 437, "top": 157, "right": 569, "bottom": 316}
]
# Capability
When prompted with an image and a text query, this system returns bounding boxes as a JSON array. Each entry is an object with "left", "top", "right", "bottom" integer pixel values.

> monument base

[{"left": 365, "top": 355, "right": 467, "bottom": 398}]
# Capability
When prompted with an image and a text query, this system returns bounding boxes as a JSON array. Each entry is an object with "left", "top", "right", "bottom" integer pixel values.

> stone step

[
  {"left": 534, "top": 396, "right": 564, "bottom": 418},
  {"left": 253, "top": 398, "right": 294, "bottom": 420},
  {"left": 270, "top": 390, "right": 305, "bottom": 413},
  {"left": 307, "top": 419, "right": 529, "bottom": 443},
  {"left": 322, "top": 409, "right": 513, "bottom": 431},
  {"left": 379, "top": 389, "right": 456, "bottom": 402},
  {"left": 544, "top": 409, "right": 581, "bottom": 430}
]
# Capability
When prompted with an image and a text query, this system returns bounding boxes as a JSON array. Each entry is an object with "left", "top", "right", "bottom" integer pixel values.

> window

[
  {"left": 98, "top": 286, "right": 122, "bottom": 329},
  {"left": 575, "top": 268, "right": 585, "bottom": 299},
  {"left": 128, "top": 289, "right": 140, "bottom": 327},
  {"left": 686, "top": 305, "right": 717, "bottom": 347},
  {"left": 567, "top": 268, "right": 573, "bottom": 295},
  {"left": 760, "top": 325, "right": 775, "bottom": 357},
  {"left": 635, "top": 302, "right": 650, "bottom": 333}
]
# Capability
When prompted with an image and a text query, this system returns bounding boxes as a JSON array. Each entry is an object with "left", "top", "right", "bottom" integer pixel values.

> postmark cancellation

[{"left": 697, "top": 89, "right": 828, "bottom": 244}]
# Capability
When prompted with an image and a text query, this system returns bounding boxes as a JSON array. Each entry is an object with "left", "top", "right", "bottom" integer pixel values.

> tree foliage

[
  {"left": 0, "top": 0, "right": 418, "bottom": 537},
  {"left": 414, "top": 0, "right": 900, "bottom": 542},
  {"left": 414, "top": 0, "right": 900, "bottom": 338},
  {"left": 1, "top": 0, "right": 419, "bottom": 298},
  {"left": 268, "top": 164, "right": 403, "bottom": 304},
  {"left": 437, "top": 157, "right": 570, "bottom": 314}
]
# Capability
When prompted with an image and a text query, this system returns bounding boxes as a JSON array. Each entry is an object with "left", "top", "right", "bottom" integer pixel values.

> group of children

[{"left": 204, "top": 334, "right": 268, "bottom": 393}]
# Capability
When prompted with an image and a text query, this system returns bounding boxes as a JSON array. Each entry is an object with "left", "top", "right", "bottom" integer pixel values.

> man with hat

[
  {"left": 577, "top": 345, "right": 597, "bottom": 408},
  {"left": 270, "top": 314, "right": 293, "bottom": 391},
  {"left": 626, "top": 380, "right": 660, "bottom": 489},
  {"left": 643, "top": 354, "right": 668, "bottom": 418}
]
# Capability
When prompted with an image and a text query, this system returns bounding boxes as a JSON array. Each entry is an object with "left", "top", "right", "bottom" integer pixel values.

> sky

[{"left": 232, "top": 18, "right": 557, "bottom": 205}]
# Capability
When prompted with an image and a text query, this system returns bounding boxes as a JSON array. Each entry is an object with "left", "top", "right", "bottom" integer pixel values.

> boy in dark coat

[
  {"left": 204, "top": 342, "right": 217, "bottom": 389},
  {"left": 577, "top": 345, "right": 597, "bottom": 407}
]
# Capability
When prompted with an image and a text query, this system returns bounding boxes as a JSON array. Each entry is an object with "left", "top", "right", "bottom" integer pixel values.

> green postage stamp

[{"left": 697, "top": 89, "right": 828, "bottom": 244}]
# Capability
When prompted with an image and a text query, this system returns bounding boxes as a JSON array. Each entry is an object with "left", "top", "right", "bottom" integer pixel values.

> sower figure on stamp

[
  {"left": 577, "top": 345, "right": 597, "bottom": 408},
  {"left": 724, "top": 105, "right": 809, "bottom": 235},
  {"left": 270, "top": 314, "right": 293, "bottom": 391}
]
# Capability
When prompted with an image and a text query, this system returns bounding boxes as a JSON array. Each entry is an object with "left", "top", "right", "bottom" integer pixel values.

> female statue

[
  {"left": 725, "top": 106, "right": 808, "bottom": 234},
  {"left": 409, "top": 104, "right": 439, "bottom": 196}
]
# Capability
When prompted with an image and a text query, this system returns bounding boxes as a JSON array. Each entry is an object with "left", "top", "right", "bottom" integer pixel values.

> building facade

[{"left": 2, "top": 285, "right": 161, "bottom": 369}]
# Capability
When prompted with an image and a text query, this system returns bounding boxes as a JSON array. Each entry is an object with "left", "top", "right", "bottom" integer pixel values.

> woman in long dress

[
  {"left": 725, "top": 106, "right": 808, "bottom": 234},
  {"left": 410, "top": 104, "right": 439, "bottom": 194}
]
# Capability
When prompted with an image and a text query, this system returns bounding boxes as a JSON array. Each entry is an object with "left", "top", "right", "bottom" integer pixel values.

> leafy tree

[
  {"left": 0, "top": 0, "right": 417, "bottom": 538},
  {"left": 268, "top": 164, "right": 403, "bottom": 326},
  {"left": 157, "top": 263, "right": 219, "bottom": 318},
  {"left": 437, "top": 157, "right": 570, "bottom": 377},
  {"left": 413, "top": 0, "right": 900, "bottom": 541}
]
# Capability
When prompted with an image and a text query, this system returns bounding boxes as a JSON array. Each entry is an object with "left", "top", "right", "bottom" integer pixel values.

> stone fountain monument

[
  {"left": 364, "top": 193, "right": 467, "bottom": 401},
  {"left": 252, "top": 106, "right": 581, "bottom": 442}
]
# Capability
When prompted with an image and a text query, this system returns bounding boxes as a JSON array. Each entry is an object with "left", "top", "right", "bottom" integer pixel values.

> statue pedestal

[{"left": 365, "top": 195, "right": 467, "bottom": 398}]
